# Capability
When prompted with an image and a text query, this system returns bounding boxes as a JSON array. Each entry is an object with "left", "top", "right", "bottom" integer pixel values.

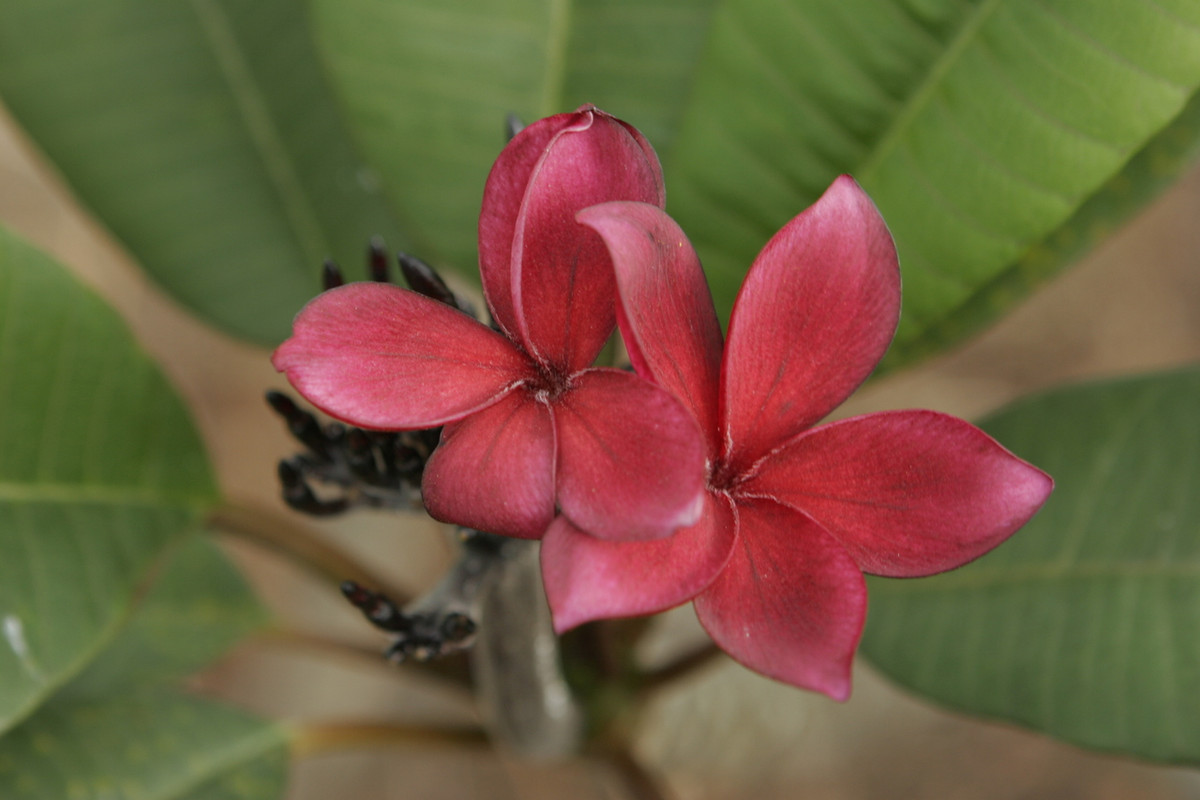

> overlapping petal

[
  {"left": 741, "top": 410, "right": 1054, "bottom": 577},
  {"left": 578, "top": 201, "right": 724, "bottom": 453},
  {"left": 511, "top": 108, "right": 665, "bottom": 371},
  {"left": 694, "top": 500, "right": 866, "bottom": 701},
  {"left": 541, "top": 493, "right": 736, "bottom": 632},
  {"left": 422, "top": 391, "right": 556, "bottom": 539},
  {"left": 272, "top": 282, "right": 531, "bottom": 428},
  {"left": 721, "top": 176, "right": 900, "bottom": 469},
  {"left": 478, "top": 112, "right": 570, "bottom": 339},
  {"left": 553, "top": 369, "right": 706, "bottom": 541}
]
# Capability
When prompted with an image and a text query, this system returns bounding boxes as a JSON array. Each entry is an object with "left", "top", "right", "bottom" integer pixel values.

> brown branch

[
  {"left": 255, "top": 627, "right": 475, "bottom": 693},
  {"left": 291, "top": 721, "right": 489, "bottom": 758},
  {"left": 209, "top": 502, "right": 413, "bottom": 605},
  {"left": 605, "top": 747, "right": 677, "bottom": 800}
]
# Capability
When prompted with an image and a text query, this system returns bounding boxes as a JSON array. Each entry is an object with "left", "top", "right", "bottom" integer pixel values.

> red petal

[
  {"left": 272, "top": 282, "right": 531, "bottom": 428},
  {"left": 509, "top": 107, "right": 665, "bottom": 371},
  {"left": 740, "top": 410, "right": 1054, "bottom": 577},
  {"left": 578, "top": 202, "right": 724, "bottom": 455},
  {"left": 554, "top": 369, "right": 706, "bottom": 541},
  {"left": 478, "top": 112, "right": 565, "bottom": 339},
  {"left": 422, "top": 390, "right": 556, "bottom": 539},
  {"left": 694, "top": 500, "right": 866, "bottom": 701},
  {"left": 721, "top": 176, "right": 900, "bottom": 469},
  {"left": 541, "top": 493, "right": 736, "bottom": 632}
]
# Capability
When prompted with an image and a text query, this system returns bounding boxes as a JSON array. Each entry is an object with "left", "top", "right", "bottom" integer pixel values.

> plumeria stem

[
  {"left": 291, "top": 721, "right": 489, "bottom": 757},
  {"left": 210, "top": 502, "right": 413, "bottom": 606}
]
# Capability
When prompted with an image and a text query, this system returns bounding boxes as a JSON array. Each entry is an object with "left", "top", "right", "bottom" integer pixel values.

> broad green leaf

[
  {"left": 0, "top": 0, "right": 403, "bottom": 344},
  {"left": 0, "top": 227, "right": 217, "bottom": 734},
  {"left": 861, "top": 366, "right": 1200, "bottom": 763},
  {"left": 65, "top": 534, "right": 269, "bottom": 698},
  {"left": 0, "top": 536, "right": 284, "bottom": 799},
  {"left": 310, "top": 0, "right": 719, "bottom": 274},
  {"left": 0, "top": 688, "right": 289, "bottom": 800},
  {"left": 666, "top": 0, "right": 1200, "bottom": 365}
]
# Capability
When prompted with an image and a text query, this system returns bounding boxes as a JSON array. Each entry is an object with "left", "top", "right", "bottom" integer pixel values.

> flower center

[
  {"left": 706, "top": 458, "right": 743, "bottom": 494},
  {"left": 525, "top": 362, "right": 573, "bottom": 403}
]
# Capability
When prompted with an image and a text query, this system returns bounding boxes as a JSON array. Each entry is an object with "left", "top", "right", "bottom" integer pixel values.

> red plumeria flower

[
  {"left": 273, "top": 106, "right": 706, "bottom": 541},
  {"left": 541, "top": 176, "right": 1053, "bottom": 700}
]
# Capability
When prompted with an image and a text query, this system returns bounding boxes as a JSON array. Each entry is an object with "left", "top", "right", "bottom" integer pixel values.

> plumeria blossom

[
  {"left": 541, "top": 177, "right": 1053, "bottom": 700},
  {"left": 274, "top": 106, "right": 706, "bottom": 542}
]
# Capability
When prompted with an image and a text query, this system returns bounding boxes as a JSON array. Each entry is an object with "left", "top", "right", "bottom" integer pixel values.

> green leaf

[
  {"left": 0, "top": 688, "right": 290, "bottom": 800},
  {"left": 310, "top": 0, "right": 719, "bottom": 275},
  {"left": 0, "top": 0, "right": 404, "bottom": 344},
  {"left": 0, "top": 535, "right": 285, "bottom": 799},
  {"left": 665, "top": 0, "right": 1200, "bottom": 363},
  {"left": 65, "top": 534, "right": 269, "bottom": 698},
  {"left": 861, "top": 366, "right": 1200, "bottom": 763},
  {"left": 312, "top": 0, "right": 1200, "bottom": 366},
  {"left": 0, "top": 227, "right": 217, "bottom": 735}
]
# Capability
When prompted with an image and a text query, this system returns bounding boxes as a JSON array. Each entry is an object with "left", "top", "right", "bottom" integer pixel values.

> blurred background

[{"left": 3, "top": 89, "right": 1200, "bottom": 798}]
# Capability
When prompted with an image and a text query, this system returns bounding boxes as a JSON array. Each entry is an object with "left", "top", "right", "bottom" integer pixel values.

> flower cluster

[{"left": 275, "top": 106, "right": 1052, "bottom": 700}]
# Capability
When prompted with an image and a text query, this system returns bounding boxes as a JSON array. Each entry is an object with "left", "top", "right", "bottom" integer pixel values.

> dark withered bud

[
  {"left": 322, "top": 259, "right": 344, "bottom": 291},
  {"left": 396, "top": 251, "right": 460, "bottom": 309},
  {"left": 368, "top": 236, "right": 390, "bottom": 283},
  {"left": 341, "top": 581, "right": 412, "bottom": 633},
  {"left": 267, "top": 391, "right": 331, "bottom": 461},
  {"left": 277, "top": 459, "right": 347, "bottom": 516}
]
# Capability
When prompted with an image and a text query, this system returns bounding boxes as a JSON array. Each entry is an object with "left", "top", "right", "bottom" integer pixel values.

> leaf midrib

[
  {"left": 0, "top": 480, "right": 211, "bottom": 510},
  {"left": 129, "top": 712, "right": 286, "bottom": 800},
  {"left": 188, "top": 0, "right": 329, "bottom": 267},
  {"left": 856, "top": 0, "right": 1004, "bottom": 181}
]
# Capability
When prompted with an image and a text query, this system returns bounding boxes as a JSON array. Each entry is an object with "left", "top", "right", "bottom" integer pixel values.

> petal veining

[
  {"left": 741, "top": 410, "right": 1054, "bottom": 577},
  {"left": 721, "top": 176, "right": 900, "bottom": 468},
  {"left": 554, "top": 368, "right": 705, "bottom": 541},
  {"left": 694, "top": 499, "right": 866, "bottom": 701},
  {"left": 422, "top": 390, "right": 556, "bottom": 539},
  {"left": 541, "top": 493, "right": 736, "bottom": 632},
  {"left": 273, "top": 282, "right": 530, "bottom": 429},
  {"left": 579, "top": 201, "right": 724, "bottom": 454}
]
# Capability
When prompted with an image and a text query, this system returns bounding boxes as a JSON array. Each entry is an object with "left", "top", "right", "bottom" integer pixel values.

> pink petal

[
  {"left": 541, "top": 493, "right": 736, "bottom": 632},
  {"left": 273, "top": 282, "right": 532, "bottom": 428},
  {"left": 721, "top": 176, "right": 900, "bottom": 469},
  {"left": 478, "top": 112, "right": 565, "bottom": 339},
  {"left": 511, "top": 107, "right": 665, "bottom": 371},
  {"left": 422, "top": 390, "right": 556, "bottom": 539},
  {"left": 553, "top": 368, "right": 705, "bottom": 541},
  {"left": 739, "top": 410, "right": 1054, "bottom": 577},
  {"left": 694, "top": 499, "right": 866, "bottom": 701},
  {"left": 578, "top": 201, "right": 724, "bottom": 454}
]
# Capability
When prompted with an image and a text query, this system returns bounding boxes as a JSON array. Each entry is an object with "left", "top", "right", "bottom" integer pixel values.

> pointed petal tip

[
  {"left": 721, "top": 174, "right": 901, "bottom": 461},
  {"left": 694, "top": 503, "right": 866, "bottom": 701},
  {"left": 746, "top": 411, "right": 1056, "bottom": 577}
]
